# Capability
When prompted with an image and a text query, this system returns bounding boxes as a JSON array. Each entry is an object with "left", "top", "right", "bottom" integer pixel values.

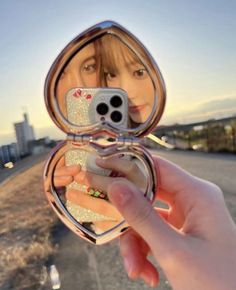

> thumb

[{"left": 108, "top": 180, "right": 182, "bottom": 259}]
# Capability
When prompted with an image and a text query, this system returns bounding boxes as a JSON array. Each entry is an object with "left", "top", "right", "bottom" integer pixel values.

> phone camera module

[
  {"left": 110, "top": 95, "right": 123, "bottom": 108},
  {"left": 110, "top": 111, "right": 122, "bottom": 123},
  {"left": 96, "top": 103, "right": 109, "bottom": 115}
]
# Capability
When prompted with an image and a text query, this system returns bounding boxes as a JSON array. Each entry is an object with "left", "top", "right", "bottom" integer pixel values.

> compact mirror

[
  {"left": 45, "top": 21, "right": 166, "bottom": 137},
  {"left": 44, "top": 21, "right": 165, "bottom": 244}
]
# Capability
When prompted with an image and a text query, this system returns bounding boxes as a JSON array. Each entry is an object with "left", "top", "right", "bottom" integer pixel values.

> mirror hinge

[
  {"left": 67, "top": 134, "right": 140, "bottom": 146},
  {"left": 67, "top": 133, "right": 92, "bottom": 144},
  {"left": 117, "top": 136, "right": 140, "bottom": 146}
]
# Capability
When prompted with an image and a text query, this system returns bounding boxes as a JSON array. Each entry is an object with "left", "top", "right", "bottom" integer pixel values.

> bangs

[{"left": 101, "top": 35, "right": 142, "bottom": 73}]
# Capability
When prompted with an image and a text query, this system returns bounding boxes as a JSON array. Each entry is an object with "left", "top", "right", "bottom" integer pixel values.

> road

[
  {"left": 0, "top": 151, "right": 50, "bottom": 184},
  {"left": 47, "top": 149, "right": 236, "bottom": 290}
]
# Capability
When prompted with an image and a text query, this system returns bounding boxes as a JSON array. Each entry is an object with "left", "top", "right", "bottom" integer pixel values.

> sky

[{"left": 0, "top": 0, "right": 236, "bottom": 145}]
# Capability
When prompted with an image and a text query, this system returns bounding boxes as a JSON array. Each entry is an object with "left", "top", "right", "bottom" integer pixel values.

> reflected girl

[
  {"left": 100, "top": 34, "right": 155, "bottom": 124},
  {"left": 56, "top": 41, "right": 101, "bottom": 115}
]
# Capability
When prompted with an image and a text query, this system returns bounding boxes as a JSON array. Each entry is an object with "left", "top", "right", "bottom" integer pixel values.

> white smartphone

[
  {"left": 66, "top": 87, "right": 129, "bottom": 127},
  {"left": 64, "top": 88, "right": 129, "bottom": 223}
]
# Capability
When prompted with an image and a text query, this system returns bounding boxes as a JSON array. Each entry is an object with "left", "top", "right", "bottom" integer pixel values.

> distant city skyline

[
  {"left": 1, "top": 1, "right": 236, "bottom": 145},
  {"left": 1, "top": 104, "right": 236, "bottom": 146}
]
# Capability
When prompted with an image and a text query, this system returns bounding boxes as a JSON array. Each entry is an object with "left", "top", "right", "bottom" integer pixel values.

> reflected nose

[{"left": 120, "top": 78, "right": 138, "bottom": 104}]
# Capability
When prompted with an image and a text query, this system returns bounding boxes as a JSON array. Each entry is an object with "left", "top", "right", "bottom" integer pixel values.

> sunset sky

[{"left": 0, "top": 0, "right": 236, "bottom": 145}]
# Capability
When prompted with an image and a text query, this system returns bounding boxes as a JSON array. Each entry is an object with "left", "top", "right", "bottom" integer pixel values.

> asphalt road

[
  {"left": 46, "top": 149, "right": 236, "bottom": 290},
  {"left": 0, "top": 151, "right": 50, "bottom": 184}
]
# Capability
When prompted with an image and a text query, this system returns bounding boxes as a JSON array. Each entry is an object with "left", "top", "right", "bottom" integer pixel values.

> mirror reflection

[
  {"left": 56, "top": 34, "right": 155, "bottom": 128},
  {"left": 52, "top": 147, "right": 148, "bottom": 235}
]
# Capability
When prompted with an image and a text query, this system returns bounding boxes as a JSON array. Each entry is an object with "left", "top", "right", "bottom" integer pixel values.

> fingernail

[
  {"left": 124, "top": 258, "right": 133, "bottom": 277},
  {"left": 150, "top": 278, "right": 157, "bottom": 288},
  {"left": 141, "top": 272, "right": 156, "bottom": 287}
]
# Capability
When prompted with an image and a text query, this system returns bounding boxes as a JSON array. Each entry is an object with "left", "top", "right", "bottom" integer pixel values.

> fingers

[
  {"left": 92, "top": 220, "right": 121, "bottom": 231},
  {"left": 120, "top": 230, "right": 148, "bottom": 279},
  {"left": 154, "top": 156, "right": 199, "bottom": 196},
  {"left": 96, "top": 156, "right": 146, "bottom": 186},
  {"left": 120, "top": 230, "right": 159, "bottom": 287},
  {"left": 108, "top": 180, "right": 182, "bottom": 261},
  {"left": 154, "top": 156, "right": 210, "bottom": 217},
  {"left": 139, "top": 260, "right": 159, "bottom": 287},
  {"left": 96, "top": 156, "right": 136, "bottom": 176},
  {"left": 54, "top": 164, "right": 81, "bottom": 176},
  {"left": 54, "top": 175, "right": 73, "bottom": 187},
  {"left": 54, "top": 164, "right": 81, "bottom": 187},
  {"left": 73, "top": 155, "right": 147, "bottom": 196},
  {"left": 66, "top": 189, "right": 122, "bottom": 220},
  {"left": 154, "top": 156, "right": 223, "bottom": 219},
  {"left": 74, "top": 169, "right": 123, "bottom": 193}
]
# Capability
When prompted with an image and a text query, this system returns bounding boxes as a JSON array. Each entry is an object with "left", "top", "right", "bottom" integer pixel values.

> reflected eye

[
  {"left": 82, "top": 63, "right": 96, "bottom": 74},
  {"left": 133, "top": 68, "right": 147, "bottom": 79},
  {"left": 104, "top": 71, "right": 117, "bottom": 82}
]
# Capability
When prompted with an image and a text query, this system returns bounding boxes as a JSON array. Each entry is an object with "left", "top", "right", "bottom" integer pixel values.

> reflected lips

[{"left": 129, "top": 104, "right": 145, "bottom": 113}]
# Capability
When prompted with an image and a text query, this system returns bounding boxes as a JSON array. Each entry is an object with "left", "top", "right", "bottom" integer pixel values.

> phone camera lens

[
  {"left": 110, "top": 95, "right": 123, "bottom": 108},
  {"left": 96, "top": 103, "right": 109, "bottom": 115},
  {"left": 110, "top": 111, "right": 122, "bottom": 123}
]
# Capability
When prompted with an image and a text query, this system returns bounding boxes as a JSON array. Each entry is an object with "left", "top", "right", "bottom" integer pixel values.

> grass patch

[{"left": 0, "top": 161, "right": 58, "bottom": 290}]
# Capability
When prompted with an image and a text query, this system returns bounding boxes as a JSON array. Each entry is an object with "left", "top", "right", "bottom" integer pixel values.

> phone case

[
  {"left": 65, "top": 88, "right": 129, "bottom": 223},
  {"left": 66, "top": 87, "right": 129, "bottom": 127}
]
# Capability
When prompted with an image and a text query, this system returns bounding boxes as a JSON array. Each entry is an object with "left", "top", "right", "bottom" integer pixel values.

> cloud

[
  {"left": 162, "top": 95, "right": 236, "bottom": 125},
  {"left": 196, "top": 96, "right": 236, "bottom": 114}
]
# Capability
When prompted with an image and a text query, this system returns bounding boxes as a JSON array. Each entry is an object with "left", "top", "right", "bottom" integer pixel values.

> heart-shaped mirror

[
  {"left": 43, "top": 21, "right": 166, "bottom": 244},
  {"left": 45, "top": 21, "right": 166, "bottom": 137}
]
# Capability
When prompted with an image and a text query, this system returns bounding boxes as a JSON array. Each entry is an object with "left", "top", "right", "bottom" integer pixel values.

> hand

[
  {"left": 65, "top": 155, "right": 146, "bottom": 231},
  {"left": 66, "top": 155, "right": 147, "bottom": 215},
  {"left": 107, "top": 156, "right": 236, "bottom": 289},
  {"left": 53, "top": 156, "right": 80, "bottom": 187},
  {"left": 44, "top": 156, "right": 80, "bottom": 191}
]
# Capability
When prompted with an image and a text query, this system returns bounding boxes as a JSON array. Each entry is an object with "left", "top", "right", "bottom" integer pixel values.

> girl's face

[
  {"left": 56, "top": 43, "right": 98, "bottom": 115},
  {"left": 101, "top": 38, "right": 155, "bottom": 124},
  {"left": 56, "top": 37, "right": 155, "bottom": 125},
  {"left": 104, "top": 58, "right": 154, "bottom": 124}
]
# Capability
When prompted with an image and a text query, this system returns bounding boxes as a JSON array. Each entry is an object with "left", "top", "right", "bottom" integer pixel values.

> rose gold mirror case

[{"left": 43, "top": 20, "right": 166, "bottom": 245}]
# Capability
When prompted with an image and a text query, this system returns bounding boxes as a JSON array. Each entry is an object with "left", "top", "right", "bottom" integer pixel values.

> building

[
  {"left": 28, "top": 137, "right": 51, "bottom": 155},
  {"left": 14, "top": 113, "right": 35, "bottom": 156},
  {"left": 0, "top": 145, "right": 10, "bottom": 166},
  {"left": 0, "top": 143, "right": 20, "bottom": 167}
]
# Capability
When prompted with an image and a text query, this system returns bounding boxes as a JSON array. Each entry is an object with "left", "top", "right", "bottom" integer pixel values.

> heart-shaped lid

[{"left": 44, "top": 21, "right": 166, "bottom": 139}]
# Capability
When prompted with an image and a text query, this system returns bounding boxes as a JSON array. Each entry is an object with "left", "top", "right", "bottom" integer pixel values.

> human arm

[{"left": 107, "top": 156, "right": 236, "bottom": 289}]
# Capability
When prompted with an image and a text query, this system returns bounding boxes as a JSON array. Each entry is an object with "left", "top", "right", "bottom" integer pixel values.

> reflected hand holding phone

[{"left": 44, "top": 21, "right": 166, "bottom": 244}]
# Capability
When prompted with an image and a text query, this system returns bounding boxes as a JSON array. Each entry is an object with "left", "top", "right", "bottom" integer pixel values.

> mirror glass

[
  {"left": 56, "top": 34, "right": 156, "bottom": 129},
  {"left": 51, "top": 146, "right": 148, "bottom": 235}
]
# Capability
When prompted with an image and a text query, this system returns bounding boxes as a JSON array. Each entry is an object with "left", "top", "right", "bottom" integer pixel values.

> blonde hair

[{"left": 99, "top": 35, "right": 145, "bottom": 86}]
